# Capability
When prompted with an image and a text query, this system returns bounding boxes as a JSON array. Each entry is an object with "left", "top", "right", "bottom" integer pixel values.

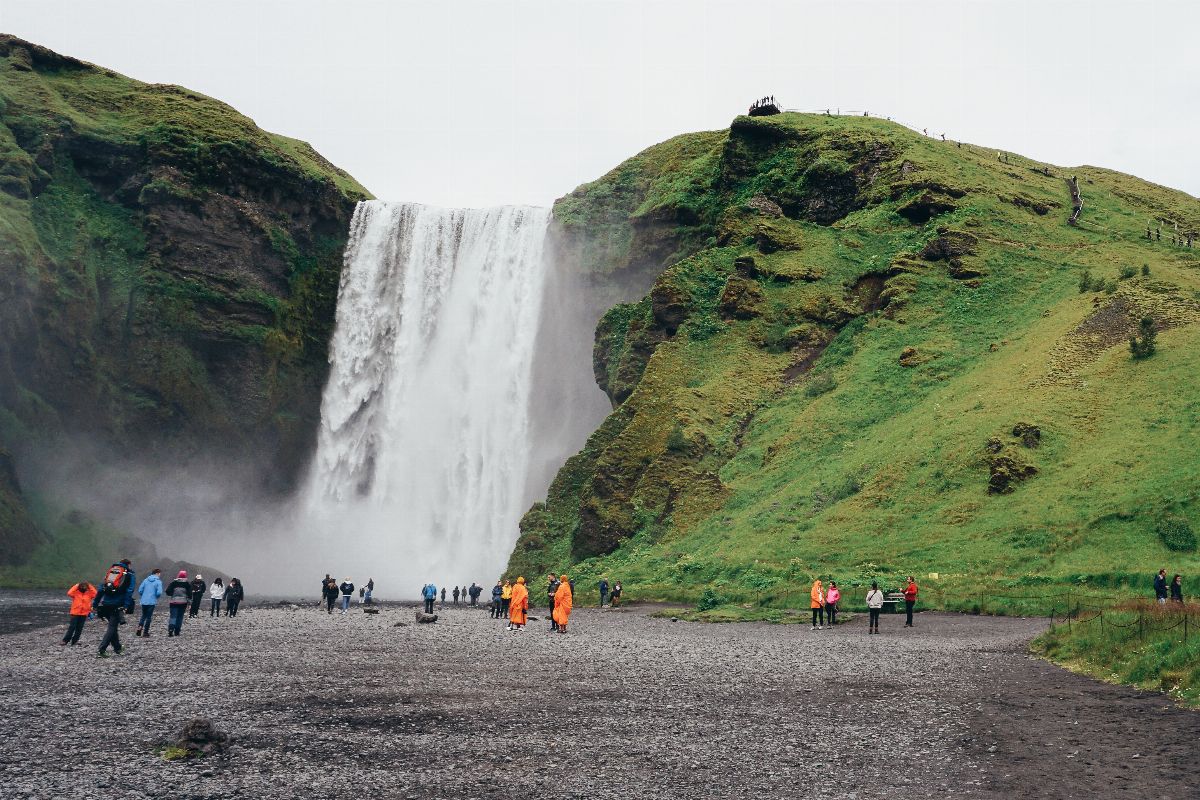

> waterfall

[{"left": 303, "top": 201, "right": 552, "bottom": 588}]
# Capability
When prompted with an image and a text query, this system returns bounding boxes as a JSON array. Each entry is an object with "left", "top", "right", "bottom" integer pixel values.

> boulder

[
  {"left": 1012, "top": 422, "right": 1041, "bottom": 448},
  {"left": 176, "top": 718, "right": 230, "bottom": 757},
  {"left": 744, "top": 193, "right": 783, "bottom": 217},
  {"left": 415, "top": 612, "right": 438, "bottom": 624}
]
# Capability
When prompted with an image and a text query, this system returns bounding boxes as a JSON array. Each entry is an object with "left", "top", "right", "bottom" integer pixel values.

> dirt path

[{"left": 0, "top": 605, "right": 1195, "bottom": 799}]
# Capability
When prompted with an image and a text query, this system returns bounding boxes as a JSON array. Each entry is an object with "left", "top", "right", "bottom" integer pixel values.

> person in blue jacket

[
  {"left": 135, "top": 568, "right": 163, "bottom": 638},
  {"left": 490, "top": 581, "right": 503, "bottom": 618},
  {"left": 422, "top": 582, "right": 437, "bottom": 615},
  {"left": 94, "top": 558, "right": 136, "bottom": 658}
]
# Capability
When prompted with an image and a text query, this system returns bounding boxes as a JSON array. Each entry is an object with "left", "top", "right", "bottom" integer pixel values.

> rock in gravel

[
  {"left": 177, "top": 718, "right": 230, "bottom": 756},
  {"left": 415, "top": 612, "right": 438, "bottom": 623}
]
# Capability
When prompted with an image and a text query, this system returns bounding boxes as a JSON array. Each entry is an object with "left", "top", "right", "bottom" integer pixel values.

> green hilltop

[{"left": 510, "top": 111, "right": 1200, "bottom": 607}]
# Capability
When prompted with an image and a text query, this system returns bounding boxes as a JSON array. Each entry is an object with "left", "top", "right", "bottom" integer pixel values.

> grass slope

[{"left": 511, "top": 113, "right": 1200, "bottom": 617}]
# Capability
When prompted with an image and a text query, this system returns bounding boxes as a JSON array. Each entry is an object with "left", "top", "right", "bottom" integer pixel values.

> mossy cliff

[
  {"left": 0, "top": 36, "right": 369, "bottom": 562},
  {"left": 509, "top": 111, "right": 1200, "bottom": 602}
]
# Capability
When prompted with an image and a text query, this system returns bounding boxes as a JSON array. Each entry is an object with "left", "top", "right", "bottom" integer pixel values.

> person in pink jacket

[{"left": 825, "top": 581, "right": 841, "bottom": 626}]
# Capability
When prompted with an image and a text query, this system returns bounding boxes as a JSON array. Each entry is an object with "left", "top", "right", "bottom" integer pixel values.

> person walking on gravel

[
  {"left": 1154, "top": 569, "right": 1169, "bottom": 604},
  {"left": 365, "top": 578, "right": 375, "bottom": 605},
  {"left": 508, "top": 576, "right": 529, "bottom": 632},
  {"left": 95, "top": 559, "right": 135, "bottom": 657},
  {"left": 903, "top": 576, "right": 918, "bottom": 627},
  {"left": 547, "top": 574, "right": 561, "bottom": 631},
  {"left": 866, "top": 582, "right": 884, "bottom": 634},
  {"left": 810, "top": 579, "right": 825, "bottom": 630},
  {"left": 62, "top": 580, "right": 97, "bottom": 646},
  {"left": 825, "top": 581, "right": 841, "bottom": 626},
  {"left": 324, "top": 579, "right": 339, "bottom": 614},
  {"left": 1171, "top": 574, "right": 1184, "bottom": 603},
  {"left": 209, "top": 577, "right": 225, "bottom": 616},
  {"left": 225, "top": 578, "right": 244, "bottom": 616},
  {"left": 500, "top": 580, "right": 512, "bottom": 618},
  {"left": 135, "top": 569, "right": 163, "bottom": 638},
  {"left": 165, "top": 570, "right": 191, "bottom": 637},
  {"left": 340, "top": 578, "right": 355, "bottom": 615},
  {"left": 491, "top": 581, "right": 503, "bottom": 618},
  {"left": 552, "top": 574, "right": 573, "bottom": 634},
  {"left": 188, "top": 574, "right": 206, "bottom": 618},
  {"left": 423, "top": 582, "right": 437, "bottom": 615}
]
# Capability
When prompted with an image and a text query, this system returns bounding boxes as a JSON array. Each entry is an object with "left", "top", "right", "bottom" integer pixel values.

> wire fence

[{"left": 1046, "top": 600, "right": 1198, "bottom": 640}]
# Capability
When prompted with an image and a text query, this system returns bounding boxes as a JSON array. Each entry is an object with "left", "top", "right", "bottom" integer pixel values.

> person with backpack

[
  {"left": 866, "top": 582, "right": 885, "bottom": 634},
  {"left": 188, "top": 574, "right": 206, "bottom": 618},
  {"left": 598, "top": 578, "right": 609, "bottom": 608},
  {"left": 95, "top": 559, "right": 136, "bottom": 658},
  {"left": 62, "top": 580, "right": 97, "bottom": 646},
  {"left": 552, "top": 574, "right": 573, "bottom": 634},
  {"left": 165, "top": 570, "right": 192, "bottom": 637},
  {"left": 225, "top": 578, "right": 244, "bottom": 616},
  {"left": 490, "top": 581, "right": 503, "bottom": 618},
  {"left": 208, "top": 577, "right": 225, "bottom": 616},
  {"left": 508, "top": 576, "right": 529, "bottom": 632},
  {"left": 825, "top": 581, "right": 841, "bottom": 626},
  {"left": 340, "top": 578, "right": 355, "bottom": 615},
  {"left": 422, "top": 582, "right": 437, "bottom": 615},
  {"left": 135, "top": 569, "right": 163, "bottom": 637},
  {"left": 810, "top": 579, "right": 826, "bottom": 630},
  {"left": 903, "top": 576, "right": 919, "bottom": 627}
]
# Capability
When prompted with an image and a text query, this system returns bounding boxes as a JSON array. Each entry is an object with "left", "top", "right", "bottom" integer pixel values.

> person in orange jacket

[
  {"left": 508, "top": 576, "right": 529, "bottom": 632},
  {"left": 810, "top": 579, "right": 825, "bottom": 630},
  {"left": 903, "top": 576, "right": 919, "bottom": 627},
  {"left": 552, "top": 574, "right": 573, "bottom": 634},
  {"left": 62, "top": 580, "right": 97, "bottom": 646}
]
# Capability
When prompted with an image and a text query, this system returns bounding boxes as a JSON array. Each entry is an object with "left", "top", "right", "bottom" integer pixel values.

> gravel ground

[{"left": 1, "top": 603, "right": 1197, "bottom": 799}]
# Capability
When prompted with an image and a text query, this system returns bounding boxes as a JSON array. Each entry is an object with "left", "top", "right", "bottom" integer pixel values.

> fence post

[
  {"left": 1185, "top": 614, "right": 1189, "bottom": 642},
  {"left": 1138, "top": 613, "right": 1143, "bottom": 639}
]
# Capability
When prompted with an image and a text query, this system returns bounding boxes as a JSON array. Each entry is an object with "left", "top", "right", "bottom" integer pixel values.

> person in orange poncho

[
  {"left": 552, "top": 574, "right": 573, "bottom": 634},
  {"left": 508, "top": 576, "right": 529, "bottom": 632},
  {"left": 810, "top": 579, "right": 825, "bottom": 630}
]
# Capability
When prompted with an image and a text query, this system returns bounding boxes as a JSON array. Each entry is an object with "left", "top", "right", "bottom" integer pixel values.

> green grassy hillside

[
  {"left": 0, "top": 36, "right": 370, "bottom": 564},
  {"left": 510, "top": 112, "right": 1200, "bottom": 609}
]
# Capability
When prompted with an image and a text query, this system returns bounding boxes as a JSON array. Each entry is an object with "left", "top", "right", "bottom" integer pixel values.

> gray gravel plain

[{"left": 1, "top": 603, "right": 1197, "bottom": 799}]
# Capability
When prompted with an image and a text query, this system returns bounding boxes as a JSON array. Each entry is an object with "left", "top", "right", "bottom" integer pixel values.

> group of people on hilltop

[
  {"left": 61, "top": 558, "right": 245, "bottom": 657},
  {"left": 1153, "top": 570, "right": 1185, "bottom": 604},
  {"left": 321, "top": 575, "right": 375, "bottom": 615},
  {"left": 809, "top": 576, "right": 919, "bottom": 634}
]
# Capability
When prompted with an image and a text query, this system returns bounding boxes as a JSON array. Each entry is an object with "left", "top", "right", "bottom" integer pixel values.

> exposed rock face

[
  {"left": 0, "top": 36, "right": 369, "bottom": 561},
  {"left": 0, "top": 449, "right": 41, "bottom": 563}
]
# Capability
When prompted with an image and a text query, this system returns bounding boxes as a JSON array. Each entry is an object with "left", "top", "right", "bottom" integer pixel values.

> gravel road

[{"left": 0, "top": 603, "right": 1196, "bottom": 799}]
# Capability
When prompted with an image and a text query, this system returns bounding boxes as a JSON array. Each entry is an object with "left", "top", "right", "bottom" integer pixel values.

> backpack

[{"left": 101, "top": 564, "right": 129, "bottom": 596}]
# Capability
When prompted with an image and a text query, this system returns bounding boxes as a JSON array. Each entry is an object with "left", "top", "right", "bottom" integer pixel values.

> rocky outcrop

[{"left": 0, "top": 449, "right": 41, "bottom": 564}]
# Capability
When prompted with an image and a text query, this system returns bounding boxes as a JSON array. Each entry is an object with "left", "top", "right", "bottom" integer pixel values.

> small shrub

[
  {"left": 686, "top": 313, "right": 724, "bottom": 342},
  {"left": 665, "top": 424, "right": 689, "bottom": 454},
  {"left": 805, "top": 372, "right": 837, "bottom": 397},
  {"left": 1141, "top": 263, "right": 1151, "bottom": 276},
  {"left": 1157, "top": 516, "right": 1197, "bottom": 552},
  {"left": 697, "top": 588, "right": 726, "bottom": 611},
  {"left": 1078, "top": 270, "right": 1093, "bottom": 293},
  {"left": 1129, "top": 316, "right": 1157, "bottom": 360},
  {"left": 1118, "top": 265, "right": 1137, "bottom": 280},
  {"left": 1103, "top": 279, "right": 1118, "bottom": 294}
]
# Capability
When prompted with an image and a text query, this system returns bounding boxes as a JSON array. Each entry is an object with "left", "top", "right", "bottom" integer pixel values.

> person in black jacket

[
  {"left": 339, "top": 578, "right": 355, "bottom": 615},
  {"left": 94, "top": 559, "right": 136, "bottom": 658},
  {"left": 1171, "top": 574, "right": 1184, "bottom": 603},
  {"left": 1154, "top": 569, "right": 1169, "bottom": 604},
  {"left": 547, "top": 574, "right": 560, "bottom": 632},
  {"left": 188, "top": 574, "right": 207, "bottom": 618},
  {"left": 225, "top": 578, "right": 245, "bottom": 616},
  {"left": 323, "top": 579, "right": 338, "bottom": 614},
  {"left": 164, "top": 570, "right": 192, "bottom": 637}
]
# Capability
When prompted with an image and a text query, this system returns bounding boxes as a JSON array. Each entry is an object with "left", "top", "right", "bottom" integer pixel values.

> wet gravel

[{"left": 0, "top": 603, "right": 1196, "bottom": 799}]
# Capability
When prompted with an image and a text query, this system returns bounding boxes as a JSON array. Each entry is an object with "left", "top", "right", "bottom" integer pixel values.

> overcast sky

[{"left": 2, "top": 0, "right": 1195, "bottom": 207}]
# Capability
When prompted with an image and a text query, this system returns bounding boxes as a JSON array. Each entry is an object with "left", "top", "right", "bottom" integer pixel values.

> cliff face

[
  {"left": 0, "top": 36, "right": 369, "bottom": 562},
  {"left": 509, "top": 111, "right": 1200, "bottom": 598}
]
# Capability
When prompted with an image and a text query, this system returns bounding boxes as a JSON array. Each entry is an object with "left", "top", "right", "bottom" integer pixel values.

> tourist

[
  {"left": 611, "top": 581, "right": 622, "bottom": 607},
  {"left": 547, "top": 574, "right": 560, "bottom": 631},
  {"left": 422, "top": 582, "right": 437, "bottom": 615},
  {"left": 440, "top": 586, "right": 446, "bottom": 605},
  {"left": 209, "top": 577, "right": 225, "bottom": 616},
  {"left": 225, "top": 579, "right": 244, "bottom": 616},
  {"left": 340, "top": 578, "right": 355, "bottom": 615},
  {"left": 365, "top": 578, "right": 375, "bottom": 605},
  {"left": 453, "top": 586, "right": 460, "bottom": 604},
  {"left": 135, "top": 568, "right": 163, "bottom": 638},
  {"left": 95, "top": 559, "right": 135, "bottom": 658},
  {"left": 903, "top": 576, "right": 919, "bottom": 627},
  {"left": 508, "top": 576, "right": 529, "bottom": 632},
  {"left": 1171, "top": 574, "right": 1184, "bottom": 603},
  {"left": 825, "top": 581, "right": 841, "bottom": 626},
  {"left": 598, "top": 577, "right": 609, "bottom": 608},
  {"left": 324, "top": 579, "right": 339, "bottom": 614},
  {"left": 500, "top": 580, "right": 512, "bottom": 619},
  {"left": 490, "top": 581, "right": 503, "bottom": 617},
  {"left": 1154, "top": 569, "right": 1169, "bottom": 604},
  {"left": 810, "top": 579, "right": 825, "bottom": 630},
  {"left": 866, "top": 582, "right": 884, "bottom": 634},
  {"left": 61, "top": 580, "right": 97, "bottom": 646},
  {"left": 164, "top": 570, "right": 191, "bottom": 638},
  {"left": 188, "top": 573, "right": 206, "bottom": 618},
  {"left": 469, "top": 582, "right": 480, "bottom": 606},
  {"left": 553, "top": 574, "right": 573, "bottom": 634}
]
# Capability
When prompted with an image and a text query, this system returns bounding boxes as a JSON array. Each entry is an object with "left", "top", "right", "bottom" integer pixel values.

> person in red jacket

[
  {"left": 903, "top": 576, "right": 919, "bottom": 628},
  {"left": 62, "top": 580, "right": 97, "bottom": 646}
]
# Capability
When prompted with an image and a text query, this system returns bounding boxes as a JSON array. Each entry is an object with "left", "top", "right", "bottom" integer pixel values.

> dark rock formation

[
  {"left": 175, "top": 718, "right": 230, "bottom": 757},
  {"left": 1012, "top": 422, "right": 1041, "bottom": 448}
]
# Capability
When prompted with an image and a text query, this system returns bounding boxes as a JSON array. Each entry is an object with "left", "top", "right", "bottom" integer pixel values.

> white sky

[{"left": 2, "top": 0, "right": 1196, "bottom": 207}]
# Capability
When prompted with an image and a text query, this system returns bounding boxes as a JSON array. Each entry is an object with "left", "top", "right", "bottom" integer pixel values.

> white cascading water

[{"left": 302, "top": 200, "right": 551, "bottom": 588}]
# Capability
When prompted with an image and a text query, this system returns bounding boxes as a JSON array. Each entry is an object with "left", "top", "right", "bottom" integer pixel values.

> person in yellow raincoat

[
  {"left": 810, "top": 579, "right": 825, "bottom": 630},
  {"left": 501, "top": 579, "right": 512, "bottom": 620},
  {"left": 552, "top": 574, "right": 573, "bottom": 633},
  {"left": 508, "top": 577, "right": 529, "bottom": 632}
]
